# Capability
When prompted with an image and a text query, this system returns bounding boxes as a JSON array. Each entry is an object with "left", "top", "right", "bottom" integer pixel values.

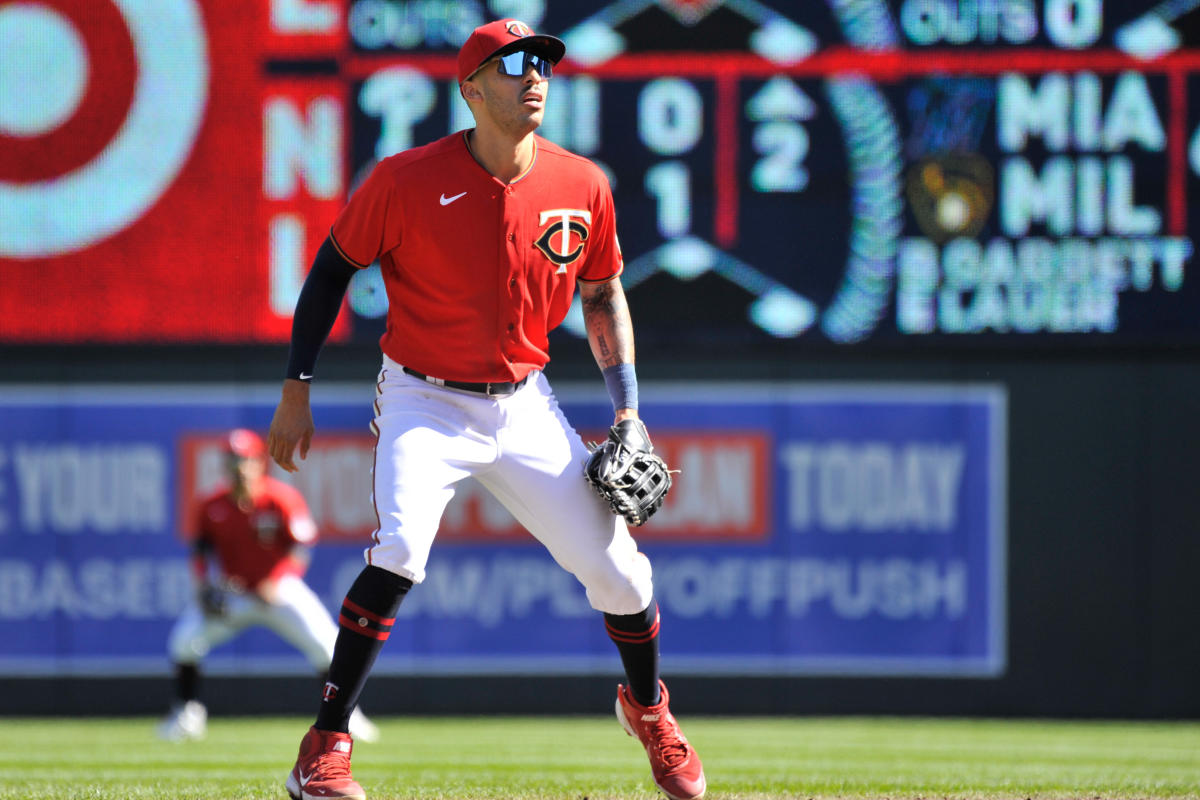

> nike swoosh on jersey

[{"left": 440, "top": 191, "right": 467, "bottom": 206}]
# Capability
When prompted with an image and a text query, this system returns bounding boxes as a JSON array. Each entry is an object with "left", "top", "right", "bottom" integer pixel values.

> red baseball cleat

[
  {"left": 285, "top": 726, "right": 366, "bottom": 800},
  {"left": 616, "top": 681, "right": 706, "bottom": 800}
]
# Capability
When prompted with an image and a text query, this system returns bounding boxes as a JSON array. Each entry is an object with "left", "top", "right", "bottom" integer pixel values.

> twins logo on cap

[{"left": 506, "top": 20, "right": 532, "bottom": 37}]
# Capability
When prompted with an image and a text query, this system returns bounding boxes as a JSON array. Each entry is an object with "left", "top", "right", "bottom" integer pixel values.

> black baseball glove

[
  {"left": 583, "top": 418, "right": 672, "bottom": 527},
  {"left": 198, "top": 583, "right": 229, "bottom": 617}
]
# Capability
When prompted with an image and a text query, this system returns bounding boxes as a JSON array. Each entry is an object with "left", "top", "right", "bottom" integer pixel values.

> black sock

[
  {"left": 315, "top": 565, "right": 412, "bottom": 733},
  {"left": 176, "top": 662, "right": 200, "bottom": 703},
  {"left": 604, "top": 600, "right": 661, "bottom": 707}
]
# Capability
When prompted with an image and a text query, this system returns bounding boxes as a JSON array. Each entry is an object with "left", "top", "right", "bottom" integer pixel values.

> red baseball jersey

[
  {"left": 190, "top": 476, "right": 317, "bottom": 589},
  {"left": 330, "top": 132, "right": 623, "bottom": 383}
]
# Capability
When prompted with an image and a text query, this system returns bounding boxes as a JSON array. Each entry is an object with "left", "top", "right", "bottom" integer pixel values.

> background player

[
  {"left": 267, "top": 19, "right": 705, "bottom": 800},
  {"left": 157, "top": 428, "right": 378, "bottom": 744}
]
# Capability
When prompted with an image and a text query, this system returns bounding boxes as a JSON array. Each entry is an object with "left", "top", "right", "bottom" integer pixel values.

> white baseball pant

[
  {"left": 365, "top": 357, "right": 654, "bottom": 615},
  {"left": 167, "top": 574, "right": 338, "bottom": 667}
]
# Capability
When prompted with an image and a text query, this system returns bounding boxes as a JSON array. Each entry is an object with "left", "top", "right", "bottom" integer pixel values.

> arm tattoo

[
  {"left": 581, "top": 280, "right": 616, "bottom": 315},
  {"left": 581, "top": 280, "right": 635, "bottom": 369}
]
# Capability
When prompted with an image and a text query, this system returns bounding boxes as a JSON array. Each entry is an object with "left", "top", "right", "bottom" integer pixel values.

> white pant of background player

[
  {"left": 161, "top": 574, "right": 377, "bottom": 742},
  {"left": 368, "top": 357, "right": 654, "bottom": 615}
]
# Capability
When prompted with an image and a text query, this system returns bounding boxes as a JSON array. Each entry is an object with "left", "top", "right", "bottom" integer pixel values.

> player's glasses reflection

[{"left": 495, "top": 50, "right": 553, "bottom": 79}]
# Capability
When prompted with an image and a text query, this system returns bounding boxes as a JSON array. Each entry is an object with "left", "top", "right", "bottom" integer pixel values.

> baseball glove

[
  {"left": 198, "top": 583, "right": 229, "bottom": 617},
  {"left": 584, "top": 418, "right": 672, "bottom": 527}
]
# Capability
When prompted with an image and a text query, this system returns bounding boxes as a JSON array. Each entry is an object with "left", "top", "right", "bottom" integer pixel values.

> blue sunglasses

[{"left": 494, "top": 49, "right": 554, "bottom": 78}]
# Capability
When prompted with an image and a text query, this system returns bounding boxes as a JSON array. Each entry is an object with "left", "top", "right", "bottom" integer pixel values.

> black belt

[{"left": 402, "top": 366, "right": 530, "bottom": 397}]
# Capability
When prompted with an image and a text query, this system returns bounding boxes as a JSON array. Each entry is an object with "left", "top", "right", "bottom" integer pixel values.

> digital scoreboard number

[{"left": 330, "top": 0, "right": 1200, "bottom": 352}]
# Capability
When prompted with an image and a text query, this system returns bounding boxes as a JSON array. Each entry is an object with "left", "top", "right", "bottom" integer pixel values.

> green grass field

[{"left": 3, "top": 715, "right": 1197, "bottom": 800}]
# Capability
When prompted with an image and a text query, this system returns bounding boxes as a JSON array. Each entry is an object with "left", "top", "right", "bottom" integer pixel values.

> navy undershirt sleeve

[{"left": 284, "top": 237, "right": 359, "bottom": 382}]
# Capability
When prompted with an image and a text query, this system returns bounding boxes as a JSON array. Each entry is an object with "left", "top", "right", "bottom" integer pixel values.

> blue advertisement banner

[{"left": 0, "top": 381, "right": 1005, "bottom": 677}]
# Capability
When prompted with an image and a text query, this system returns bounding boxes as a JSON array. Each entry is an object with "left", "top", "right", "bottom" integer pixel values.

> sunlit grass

[{"left": 2, "top": 715, "right": 1197, "bottom": 799}]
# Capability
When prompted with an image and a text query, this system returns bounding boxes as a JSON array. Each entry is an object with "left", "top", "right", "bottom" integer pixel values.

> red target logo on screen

[{"left": 0, "top": 0, "right": 208, "bottom": 258}]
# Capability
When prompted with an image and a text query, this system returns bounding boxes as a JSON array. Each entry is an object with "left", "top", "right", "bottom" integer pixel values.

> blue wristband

[{"left": 602, "top": 363, "right": 639, "bottom": 412}]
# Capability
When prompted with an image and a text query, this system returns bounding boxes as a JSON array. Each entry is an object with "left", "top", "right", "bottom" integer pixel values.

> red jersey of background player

[
  {"left": 329, "top": 132, "right": 622, "bottom": 384},
  {"left": 190, "top": 477, "right": 316, "bottom": 591}
]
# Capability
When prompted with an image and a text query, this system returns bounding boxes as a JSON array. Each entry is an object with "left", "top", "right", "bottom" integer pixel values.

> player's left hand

[
  {"left": 613, "top": 407, "right": 638, "bottom": 425},
  {"left": 584, "top": 418, "right": 673, "bottom": 526},
  {"left": 254, "top": 578, "right": 281, "bottom": 605}
]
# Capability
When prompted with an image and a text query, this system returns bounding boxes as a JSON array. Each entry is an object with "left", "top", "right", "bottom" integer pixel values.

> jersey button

[
  {"left": 507, "top": 233, "right": 515, "bottom": 241},
  {"left": 507, "top": 323, "right": 515, "bottom": 332},
  {"left": 509, "top": 278, "right": 517, "bottom": 287}
]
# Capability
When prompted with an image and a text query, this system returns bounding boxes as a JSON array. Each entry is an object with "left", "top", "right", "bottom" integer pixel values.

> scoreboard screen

[{"left": 1, "top": 0, "right": 1198, "bottom": 352}]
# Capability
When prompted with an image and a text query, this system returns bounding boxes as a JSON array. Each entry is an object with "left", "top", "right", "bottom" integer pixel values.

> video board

[{"left": 1, "top": 0, "right": 1196, "bottom": 350}]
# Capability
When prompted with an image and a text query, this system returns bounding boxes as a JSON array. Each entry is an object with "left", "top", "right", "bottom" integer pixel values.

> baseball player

[
  {"left": 157, "top": 429, "right": 378, "bottom": 744},
  {"left": 268, "top": 19, "right": 705, "bottom": 800}
]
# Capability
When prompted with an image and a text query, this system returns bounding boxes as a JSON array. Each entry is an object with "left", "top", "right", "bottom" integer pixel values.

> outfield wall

[{"left": 0, "top": 347, "right": 1196, "bottom": 718}]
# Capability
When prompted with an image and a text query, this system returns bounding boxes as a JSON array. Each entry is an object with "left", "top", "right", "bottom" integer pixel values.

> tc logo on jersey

[{"left": 535, "top": 209, "right": 592, "bottom": 273}]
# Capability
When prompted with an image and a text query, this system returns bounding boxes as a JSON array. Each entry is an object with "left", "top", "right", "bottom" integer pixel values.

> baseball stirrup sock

[
  {"left": 316, "top": 565, "right": 412, "bottom": 733},
  {"left": 175, "top": 662, "right": 200, "bottom": 703},
  {"left": 604, "top": 601, "right": 661, "bottom": 707}
]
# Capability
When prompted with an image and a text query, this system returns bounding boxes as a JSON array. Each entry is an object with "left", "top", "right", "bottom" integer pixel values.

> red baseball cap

[
  {"left": 457, "top": 19, "right": 565, "bottom": 84},
  {"left": 224, "top": 428, "right": 266, "bottom": 460}
]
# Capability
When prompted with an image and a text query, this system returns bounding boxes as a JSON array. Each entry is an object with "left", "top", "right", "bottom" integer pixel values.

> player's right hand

[{"left": 268, "top": 379, "right": 314, "bottom": 473}]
